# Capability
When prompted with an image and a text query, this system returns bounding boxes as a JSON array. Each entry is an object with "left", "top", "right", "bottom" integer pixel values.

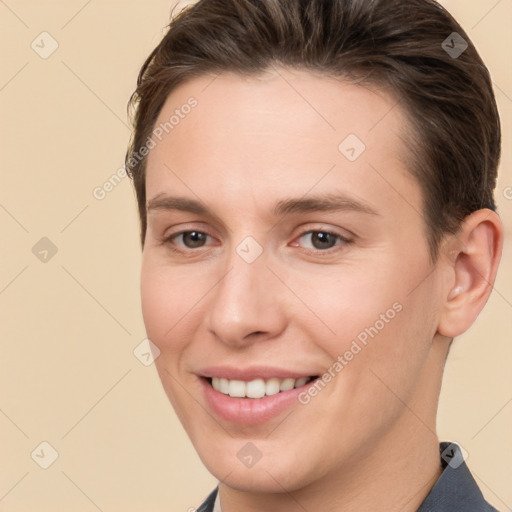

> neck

[
  {"left": 219, "top": 422, "right": 442, "bottom": 512},
  {"left": 218, "top": 337, "right": 448, "bottom": 512}
]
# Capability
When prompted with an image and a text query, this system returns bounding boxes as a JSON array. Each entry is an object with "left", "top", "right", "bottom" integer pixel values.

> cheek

[
  {"left": 140, "top": 256, "right": 221, "bottom": 362},
  {"left": 140, "top": 264, "right": 169, "bottom": 344},
  {"left": 286, "top": 261, "right": 404, "bottom": 348},
  {"left": 140, "top": 258, "right": 191, "bottom": 352},
  {"left": 291, "top": 253, "right": 437, "bottom": 388},
  {"left": 140, "top": 259, "right": 205, "bottom": 412}
]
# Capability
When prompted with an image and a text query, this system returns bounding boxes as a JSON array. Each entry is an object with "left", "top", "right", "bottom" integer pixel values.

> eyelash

[
  {"left": 163, "top": 229, "right": 353, "bottom": 255},
  {"left": 294, "top": 230, "right": 352, "bottom": 253}
]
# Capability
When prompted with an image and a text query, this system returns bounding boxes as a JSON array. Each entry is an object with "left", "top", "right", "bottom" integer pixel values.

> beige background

[{"left": 0, "top": 0, "right": 511, "bottom": 510}]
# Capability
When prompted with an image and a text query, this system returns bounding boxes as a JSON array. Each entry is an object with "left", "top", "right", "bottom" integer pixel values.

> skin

[{"left": 140, "top": 69, "right": 503, "bottom": 512}]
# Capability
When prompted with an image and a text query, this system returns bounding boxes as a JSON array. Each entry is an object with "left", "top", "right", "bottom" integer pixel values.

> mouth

[
  {"left": 202, "top": 375, "right": 319, "bottom": 399},
  {"left": 197, "top": 367, "right": 322, "bottom": 424}
]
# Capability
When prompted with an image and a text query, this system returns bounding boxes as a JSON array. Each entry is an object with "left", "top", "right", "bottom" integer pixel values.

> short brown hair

[{"left": 125, "top": 0, "right": 501, "bottom": 261}]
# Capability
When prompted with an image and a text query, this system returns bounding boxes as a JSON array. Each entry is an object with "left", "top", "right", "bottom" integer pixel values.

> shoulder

[{"left": 417, "top": 442, "right": 500, "bottom": 512}]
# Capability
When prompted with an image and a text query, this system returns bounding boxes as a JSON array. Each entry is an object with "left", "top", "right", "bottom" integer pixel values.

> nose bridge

[{"left": 206, "top": 240, "right": 285, "bottom": 346}]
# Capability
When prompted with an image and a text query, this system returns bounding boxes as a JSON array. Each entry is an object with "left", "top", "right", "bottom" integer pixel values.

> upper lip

[{"left": 197, "top": 366, "right": 318, "bottom": 381}]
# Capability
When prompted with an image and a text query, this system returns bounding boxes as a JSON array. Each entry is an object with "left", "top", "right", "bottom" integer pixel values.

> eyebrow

[
  {"left": 146, "top": 193, "right": 380, "bottom": 217},
  {"left": 273, "top": 193, "right": 379, "bottom": 217},
  {"left": 147, "top": 195, "right": 209, "bottom": 215}
]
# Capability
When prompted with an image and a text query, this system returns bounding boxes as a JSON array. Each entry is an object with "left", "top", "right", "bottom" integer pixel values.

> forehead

[{"left": 145, "top": 69, "right": 421, "bottom": 218}]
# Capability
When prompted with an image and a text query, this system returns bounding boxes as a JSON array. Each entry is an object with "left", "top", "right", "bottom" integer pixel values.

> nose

[{"left": 205, "top": 247, "right": 288, "bottom": 348}]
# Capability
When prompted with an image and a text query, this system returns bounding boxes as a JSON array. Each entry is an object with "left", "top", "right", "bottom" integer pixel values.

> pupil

[
  {"left": 312, "top": 232, "right": 335, "bottom": 249},
  {"left": 184, "top": 231, "right": 206, "bottom": 248}
]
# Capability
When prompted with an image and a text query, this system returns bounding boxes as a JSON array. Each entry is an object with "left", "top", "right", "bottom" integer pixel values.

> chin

[
  {"left": 216, "top": 466, "right": 304, "bottom": 493},
  {"left": 198, "top": 446, "right": 318, "bottom": 494}
]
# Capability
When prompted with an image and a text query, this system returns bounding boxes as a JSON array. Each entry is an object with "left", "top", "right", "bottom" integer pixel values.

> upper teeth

[{"left": 211, "top": 377, "right": 311, "bottom": 398}]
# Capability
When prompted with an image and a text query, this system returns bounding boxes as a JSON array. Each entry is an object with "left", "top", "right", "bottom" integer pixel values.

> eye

[
  {"left": 296, "top": 230, "right": 350, "bottom": 251},
  {"left": 169, "top": 230, "right": 212, "bottom": 249}
]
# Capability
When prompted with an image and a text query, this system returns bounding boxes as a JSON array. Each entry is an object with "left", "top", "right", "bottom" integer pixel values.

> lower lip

[{"left": 200, "top": 377, "right": 313, "bottom": 425}]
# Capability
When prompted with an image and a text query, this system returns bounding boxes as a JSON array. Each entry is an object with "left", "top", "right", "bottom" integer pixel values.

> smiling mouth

[{"left": 204, "top": 376, "right": 318, "bottom": 399}]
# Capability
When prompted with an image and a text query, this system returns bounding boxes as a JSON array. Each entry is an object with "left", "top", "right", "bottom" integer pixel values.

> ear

[{"left": 437, "top": 209, "right": 503, "bottom": 338}]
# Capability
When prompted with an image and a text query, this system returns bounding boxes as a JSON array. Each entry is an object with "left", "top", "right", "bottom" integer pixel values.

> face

[{"left": 141, "top": 69, "right": 446, "bottom": 492}]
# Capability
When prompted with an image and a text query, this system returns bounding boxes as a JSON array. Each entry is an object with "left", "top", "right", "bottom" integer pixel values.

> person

[{"left": 124, "top": 0, "right": 504, "bottom": 510}]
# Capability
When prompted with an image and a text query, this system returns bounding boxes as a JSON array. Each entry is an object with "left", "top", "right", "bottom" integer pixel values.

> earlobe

[{"left": 437, "top": 209, "right": 503, "bottom": 339}]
